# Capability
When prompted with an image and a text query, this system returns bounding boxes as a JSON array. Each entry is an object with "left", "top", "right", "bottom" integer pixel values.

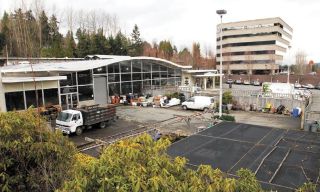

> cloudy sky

[{"left": 0, "top": 0, "right": 319, "bottom": 63}]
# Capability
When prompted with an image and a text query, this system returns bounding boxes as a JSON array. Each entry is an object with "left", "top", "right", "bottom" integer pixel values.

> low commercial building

[
  {"left": 0, "top": 55, "right": 217, "bottom": 112},
  {"left": 216, "top": 17, "right": 293, "bottom": 75}
]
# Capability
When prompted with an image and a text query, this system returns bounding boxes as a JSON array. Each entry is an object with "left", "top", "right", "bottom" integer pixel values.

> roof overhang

[
  {"left": 183, "top": 69, "right": 217, "bottom": 73},
  {"left": 1, "top": 76, "right": 66, "bottom": 83}
]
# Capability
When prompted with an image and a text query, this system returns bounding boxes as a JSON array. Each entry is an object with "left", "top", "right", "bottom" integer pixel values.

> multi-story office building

[{"left": 216, "top": 17, "right": 292, "bottom": 75}]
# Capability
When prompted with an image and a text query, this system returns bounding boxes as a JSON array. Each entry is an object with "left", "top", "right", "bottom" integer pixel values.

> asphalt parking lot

[{"left": 69, "top": 105, "right": 302, "bottom": 146}]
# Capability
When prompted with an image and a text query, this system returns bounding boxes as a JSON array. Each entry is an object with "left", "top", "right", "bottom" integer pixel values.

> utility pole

[{"left": 216, "top": 9, "right": 227, "bottom": 117}]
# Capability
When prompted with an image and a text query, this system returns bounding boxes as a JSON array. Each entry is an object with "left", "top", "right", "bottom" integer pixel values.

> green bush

[
  {"left": 222, "top": 91, "right": 233, "bottom": 104},
  {"left": 0, "top": 109, "right": 76, "bottom": 192},
  {"left": 214, "top": 114, "right": 235, "bottom": 122}
]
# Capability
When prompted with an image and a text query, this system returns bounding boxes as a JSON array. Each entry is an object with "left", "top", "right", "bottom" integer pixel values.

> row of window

[
  {"left": 108, "top": 78, "right": 180, "bottom": 95},
  {"left": 94, "top": 61, "right": 177, "bottom": 74},
  {"left": 221, "top": 23, "right": 284, "bottom": 31},
  {"left": 216, "top": 32, "right": 282, "bottom": 41},
  {"left": 223, "top": 60, "right": 275, "bottom": 65},
  {"left": 216, "top": 50, "right": 275, "bottom": 57},
  {"left": 217, "top": 41, "right": 276, "bottom": 49},
  {"left": 5, "top": 89, "right": 59, "bottom": 111}
]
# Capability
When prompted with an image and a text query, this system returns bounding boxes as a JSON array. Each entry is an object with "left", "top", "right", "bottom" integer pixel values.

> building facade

[
  {"left": 0, "top": 56, "right": 193, "bottom": 112},
  {"left": 216, "top": 17, "right": 292, "bottom": 75}
]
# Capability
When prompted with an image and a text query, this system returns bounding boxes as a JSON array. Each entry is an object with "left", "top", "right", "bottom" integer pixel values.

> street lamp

[
  {"left": 216, "top": 9, "right": 227, "bottom": 118},
  {"left": 287, "top": 45, "right": 292, "bottom": 84}
]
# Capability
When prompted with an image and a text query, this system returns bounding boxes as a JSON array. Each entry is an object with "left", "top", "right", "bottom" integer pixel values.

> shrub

[
  {"left": 222, "top": 91, "right": 233, "bottom": 104},
  {"left": 0, "top": 109, "right": 76, "bottom": 192}
]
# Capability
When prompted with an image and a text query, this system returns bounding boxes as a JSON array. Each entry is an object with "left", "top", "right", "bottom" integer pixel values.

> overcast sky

[{"left": 0, "top": 0, "right": 319, "bottom": 63}]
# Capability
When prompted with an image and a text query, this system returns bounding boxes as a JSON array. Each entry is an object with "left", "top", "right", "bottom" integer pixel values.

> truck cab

[{"left": 56, "top": 110, "right": 84, "bottom": 135}]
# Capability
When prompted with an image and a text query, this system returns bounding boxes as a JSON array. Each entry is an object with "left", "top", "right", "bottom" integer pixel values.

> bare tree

[{"left": 295, "top": 51, "right": 307, "bottom": 75}]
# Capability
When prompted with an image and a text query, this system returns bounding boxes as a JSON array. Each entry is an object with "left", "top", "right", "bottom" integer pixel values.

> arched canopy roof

[{"left": 0, "top": 56, "right": 191, "bottom": 73}]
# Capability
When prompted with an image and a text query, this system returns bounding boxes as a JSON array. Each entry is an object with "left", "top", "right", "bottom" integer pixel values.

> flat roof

[
  {"left": 1, "top": 76, "right": 67, "bottom": 83},
  {"left": 0, "top": 56, "right": 191, "bottom": 73},
  {"left": 168, "top": 122, "right": 320, "bottom": 191}
]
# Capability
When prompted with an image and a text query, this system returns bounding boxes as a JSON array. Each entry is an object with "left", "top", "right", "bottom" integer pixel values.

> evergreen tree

[
  {"left": 159, "top": 40, "right": 173, "bottom": 60},
  {"left": 63, "top": 30, "right": 76, "bottom": 58},
  {"left": 42, "top": 14, "right": 64, "bottom": 57},
  {"left": 76, "top": 28, "right": 90, "bottom": 57},
  {"left": 0, "top": 33, "right": 4, "bottom": 54},
  {"left": 0, "top": 12, "right": 9, "bottom": 54},
  {"left": 129, "top": 24, "right": 143, "bottom": 56},
  {"left": 38, "top": 10, "right": 50, "bottom": 48},
  {"left": 89, "top": 28, "right": 108, "bottom": 55},
  {"left": 113, "top": 31, "right": 129, "bottom": 55}
]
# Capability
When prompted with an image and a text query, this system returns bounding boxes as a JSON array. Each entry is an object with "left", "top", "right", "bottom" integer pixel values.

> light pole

[
  {"left": 287, "top": 45, "right": 291, "bottom": 84},
  {"left": 216, "top": 9, "right": 227, "bottom": 117}
]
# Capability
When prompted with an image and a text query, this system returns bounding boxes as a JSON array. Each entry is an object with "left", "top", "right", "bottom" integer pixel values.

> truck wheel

[
  {"left": 182, "top": 105, "right": 188, "bottom": 110},
  {"left": 203, "top": 107, "right": 209, "bottom": 113},
  {"left": 75, "top": 127, "right": 83, "bottom": 136},
  {"left": 100, "top": 121, "right": 107, "bottom": 129}
]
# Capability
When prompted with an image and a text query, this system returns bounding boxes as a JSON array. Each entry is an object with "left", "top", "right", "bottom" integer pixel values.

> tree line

[{"left": 0, "top": 8, "right": 215, "bottom": 68}]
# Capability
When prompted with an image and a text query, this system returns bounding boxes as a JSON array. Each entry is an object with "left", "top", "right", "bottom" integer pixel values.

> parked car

[
  {"left": 253, "top": 80, "right": 261, "bottom": 86},
  {"left": 235, "top": 79, "right": 242, "bottom": 84},
  {"left": 226, "top": 79, "right": 233, "bottom": 84},
  {"left": 302, "top": 84, "right": 315, "bottom": 89},
  {"left": 181, "top": 96, "right": 215, "bottom": 111},
  {"left": 243, "top": 80, "right": 250, "bottom": 85},
  {"left": 294, "top": 83, "right": 302, "bottom": 88}
]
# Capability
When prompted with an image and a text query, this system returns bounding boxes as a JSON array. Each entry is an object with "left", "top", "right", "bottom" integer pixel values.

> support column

[
  {"left": 204, "top": 78, "right": 207, "bottom": 90},
  {"left": 212, "top": 77, "right": 215, "bottom": 89},
  {"left": 0, "top": 70, "right": 7, "bottom": 112}
]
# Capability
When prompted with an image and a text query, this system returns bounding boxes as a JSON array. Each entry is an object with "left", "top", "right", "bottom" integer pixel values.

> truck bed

[{"left": 79, "top": 105, "right": 116, "bottom": 126}]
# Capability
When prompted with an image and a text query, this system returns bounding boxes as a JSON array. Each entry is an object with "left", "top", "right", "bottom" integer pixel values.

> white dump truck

[{"left": 55, "top": 104, "right": 116, "bottom": 135}]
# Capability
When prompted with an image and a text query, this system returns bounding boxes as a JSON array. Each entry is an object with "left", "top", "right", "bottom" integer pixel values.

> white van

[{"left": 181, "top": 96, "right": 215, "bottom": 111}]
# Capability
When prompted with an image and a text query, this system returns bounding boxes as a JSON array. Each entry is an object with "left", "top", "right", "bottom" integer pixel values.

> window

[
  {"left": 143, "top": 73, "right": 151, "bottom": 80},
  {"left": 152, "top": 63, "right": 160, "bottom": 71},
  {"left": 109, "top": 83, "right": 120, "bottom": 95},
  {"left": 108, "top": 63, "right": 120, "bottom": 73},
  {"left": 217, "top": 41, "right": 276, "bottom": 49},
  {"left": 142, "top": 62, "right": 151, "bottom": 72},
  {"left": 160, "top": 65, "right": 167, "bottom": 72},
  {"left": 5, "top": 92, "right": 25, "bottom": 111},
  {"left": 121, "top": 73, "right": 131, "bottom": 82},
  {"left": 108, "top": 74, "right": 120, "bottom": 82},
  {"left": 78, "top": 86, "right": 93, "bottom": 101},
  {"left": 25, "top": 90, "right": 43, "bottom": 108},
  {"left": 93, "top": 67, "right": 106, "bottom": 74},
  {"left": 132, "top": 73, "right": 142, "bottom": 81},
  {"left": 132, "top": 60, "right": 142, "bottom": 72},
  {"left": 60, "top": 86, "right": 77, "bottom": 94},
  {"left": 161, "top": 79, "right": 167, "bottom": 86},
  {"left": 77, "top": 70, "right": 92, "bottom": 85},
  {"left": 143, "top": 80, "right": 151, "bottom": 87},
  {"left": 153, "top": 79, "right": 160, "bottom": 86},
  {"left": 188, "top": 97, "right": 195, "bottom": 102},
  {"left": 152, "top": 72, "right": 160, "bottom": 79},
  {"left": 175, "top": 69, "right": 182, "bottom": 77},
  {"left": 44, "top": 88, "right": 59, "bottom": 106},
  {"left": 60, "top": 73, "right": 76, "bottom": 86},
  {"left": 120, "top": 61, "right": 131, "bottom": 73},
  {"left": 133, "top": 81, "right": 142, "bottom": 94},
  {"left": 161, "top": 72, "right": 167, "bottom": 78},
  {"left": 121, "top": 82, "right": 132, "bottom": 94},
  {"left": 168, "top": 68, "right": 175, "bottom": 78}
]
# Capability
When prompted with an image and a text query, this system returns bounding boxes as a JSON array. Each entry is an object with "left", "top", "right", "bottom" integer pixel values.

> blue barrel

[{"left": 292, "top": 108, "right": 299, "bottom": 118}]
